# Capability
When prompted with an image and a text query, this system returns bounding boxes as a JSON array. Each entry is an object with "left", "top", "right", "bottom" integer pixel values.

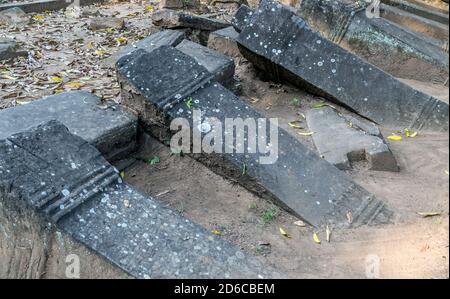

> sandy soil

[{"left": 1, "top": 1, "right": 449, "bottom": 279}]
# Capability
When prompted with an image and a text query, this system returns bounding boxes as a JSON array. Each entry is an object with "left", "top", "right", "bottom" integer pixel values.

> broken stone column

[
  {"left": 0, "top": 91, "right": 137, "bottom": 162},
  {"left": 306, "top": 107, "right": 399, "bottom": 172},
  {"left": 117, "top": 45, "right": 392, "bottom": 228},
  {"left": 295, "top": 0, "right": 449, "bottom": 84},
  {"left": 234, "top": 0, "right": 449, "bottom": 132},
  {"left": 0, "top": 121, "right": 281, "bottom": 279}
]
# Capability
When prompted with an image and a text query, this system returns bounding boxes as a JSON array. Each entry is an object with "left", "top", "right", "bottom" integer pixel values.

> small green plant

[
  {"left": 185, "top": 97, "right": 193, "bottom": 109},
  {"left": 290, "top": 98, "right": 301, "bottom": 107},
  {"left": 248, "top": 202, "right": 257, "bottom": 210},
  {"left": 261, "top": 205, "right": 280, "bottom": 224},
  {"left": 171, "top": 149, "right": 184, "bottom": 157}
]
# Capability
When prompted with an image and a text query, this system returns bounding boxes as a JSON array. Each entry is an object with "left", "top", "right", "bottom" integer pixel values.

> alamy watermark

[
  {"left": 365, "top": 0, "right": 381, "bottom": 19},
  {"left": 365, "top": 254, "right": 381, "bottom": 278},
  {"left": 65, "top": 254, "right": 80, "bottom": 279},
  {"left": 170, "top": 109, "right": 279, "bottom": 165}
]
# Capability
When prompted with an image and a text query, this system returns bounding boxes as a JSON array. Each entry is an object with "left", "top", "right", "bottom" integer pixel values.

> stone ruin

[{"left": 0, "top": 0, "right": 448, "bottom": 278}]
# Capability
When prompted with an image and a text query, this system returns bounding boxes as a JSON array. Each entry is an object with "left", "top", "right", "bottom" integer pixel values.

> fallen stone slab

[
  {"left": 0, "top": 6, "right": 28, "bottom": 25},
  {"left": 235, "top": 0, "right": 449, "bottom": 132},
  {"left": 104, "top": 29, "right": 185, "bottom": 67},
  {"left": 0, "top": 120, "right": 281, "bottom": 279},
  {"left": 207, "top": 26, "right": 241, "bottom": 58},
  {"left": 296, "top": 0, "right": 449, "bottom": 84},
  {"left": 380, "top": 3, "right": 449, "bottom": 43},
  {"left": 152, "top": 9, "right": 230, "bottom": 31},
  {"left": 382, "top": 0, "right": 449, "bottom": 24},
  {"left": 117, "top": 46, "right": 393, "bottom": 228},
  {"left": 88, "top": 17, "right": 125, "bottom": 31},
  {"left": 0, "top": 37, "right": 27, "bottom": 60},
  {"left": 0, "top": 91, "right": 137, "bottom": 161},
  {"left": 0, "top": 0, "right": 105, "bottom": 14},
  {"left": 306, "top": 107, "right": 399, "bottom": 172},
  {"left": 176, "top": 39, "right": 235, "bottom": 87}
]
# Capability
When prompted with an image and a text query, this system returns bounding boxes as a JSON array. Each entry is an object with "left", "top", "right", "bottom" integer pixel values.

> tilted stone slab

[
  {"left": 176, "top": 39, "right": 235, "bottom": 87},
  {"left": 104, "top": 30, "right": 185, "bottom": 68},
  {"left": 0, "top": 91, "right": 137, "bottom": 161},
  {"left": 234, "top": 1, "right": 449, "bottom": 132},
  {"left": 152, "top": 9, "right": 230, "bottom": 31},
  {"left": 382, "top": 0, "right": 449, "bottom": 24},
  {"left": 117, "top": 46, "right": 392, "bottom": 228},
  {"left": 295, "top": 0, "right": 449, "bottom": 83},
  {"left": 0, "top": 120, "right": 281, "bottom": 279},
  {"left": 306, "top": 107, "right": 399, "bottom": 172},
  {"left": 207, "top": 26, "right": 242, "bottom": 58},
  {"left": 380, "top": 3, "right": 449, "bottom": 43}
]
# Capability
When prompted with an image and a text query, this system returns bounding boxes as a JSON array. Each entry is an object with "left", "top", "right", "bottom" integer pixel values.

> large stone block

[
  {"left": 0, "top": 91, "right": 137, "bottom": 161},
  {"left": 234, "top": 0, "right": 449, "bottom": 132},
  {"left": 176, "top": 39, "right": 235, "bottom": 87},
  {"left": 117, "top": 46, "right": 392, "bottom": 228},
  {"left": 0, "top": 121, "right": 281, "bottom": 278},
  {"left": 306, "top": 107, "right": 399, "bottom": 172},
  {"left": 296, "top": 0, "right": 449, "bottom": 84},
  {"left": 152, "top": 9, "right": 230, "bottom": 31}
]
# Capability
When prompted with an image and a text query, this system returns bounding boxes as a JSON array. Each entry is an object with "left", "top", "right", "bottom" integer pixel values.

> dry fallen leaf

[
  {"left": 388, "top": 134, "right": 403, "bottom": 141},
  {"left": 417, "top": 212, "right": 441, "bottom": 218},
  {"left": 326, "top": 225, "right": 331, "bottom": 243},
  {"left": 294, "top": 220, "right": 306, "bottom": 227},
  {"left": 288, "top": 120, "right": 303, "bottom": 129},
  {"left": 313, "top": 233, "right": 321, "bottom": 244},
  {"left": 65, "top": 82, "right": 84, "bottom": 89},
  {"left": 211, "top": 230, "right": 221, "bottom": 236},
  {"left": 279, "top": 227, "right": 291, "bottom": 238},
  {"left": 298, "top": 131, "right": 314, "bottom": 136}
]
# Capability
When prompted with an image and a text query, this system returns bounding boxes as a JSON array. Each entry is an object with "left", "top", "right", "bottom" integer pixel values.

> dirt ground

[{"left": 1, "top": 1, "right": 449, "bottom": 278}]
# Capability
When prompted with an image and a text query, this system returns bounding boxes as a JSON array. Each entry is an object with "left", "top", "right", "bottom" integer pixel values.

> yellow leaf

[
  {"left": 417, "top": 212, "right": 441, "bottom": 218},
  {"left": 145, "top": 5, "right": 154, "bottom": 12},
  {"left": 65, "top": 82, "right": 83, "bottom": 89},
  {"left": 115, "top": 37, "right": 128, "bottom": 45},
  {"left": 211, "top": 230, "right": 221, "bottom": 236},
  {"left": 404, "top": 128, "right": 418, "bottom": 138},
  {"left": 120, "top": 171, "right": 125, "bottom": 178},
  {"left": 105, "top": 28, "right": 114, "bottom": 33},
  {"left": 410, "top": 131, "right": 418, "bottom": 138},
  {"left": 313, "top": 232, "right": 321, "bottom": 244},
  {"left": 388, "top": 134, "right": 402, "bottom": 141},
  {"left": 86, "top": 41, "right": 94, "bottom": 49},
  {"left": 53, "top": 88, "right": 64, "bottom": 94},
  {"left": 50, "top": 76, "right": 63, "bottom": 82},
  {"left": 288, "top": 120, "right": 303, "bottom": 129},
  {"left": 279, "top": 227, "right": 291, "bottom": 238},
  {"left": 298, "top": 131, "right": 314, "bottom": 136},
  {"left": 32, "top": 15, "right": 45, "bottom": 22},
  {"left": 94, "top": 49, "right": 108, "bottom": 57}
]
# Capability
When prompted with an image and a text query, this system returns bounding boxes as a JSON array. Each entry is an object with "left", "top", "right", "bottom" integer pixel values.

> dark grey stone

[
  {"left": 117, "top": 46, "right": 392, "bottom": 228},
  {"left": 0, "top": 37, "right": 27, "bottom": 60},
  {"left": 235, "top": 0, "right": 449, "bottom": 132},
  {"left": 176, "top": 39, "right": 235, "bottom": 87},
  {"left": 104, "top": 30, "right": 185, "bottom": 67},
  {"left": 380, "top": 3, "right": 449, "bottom": 43},
  {"left": 0, "top": 0, "right": 106, "bottom": 13},
  {"left": 0, "top": 120, "right": 282, "bottom": 279},
  {"left": 382, "top": 0, "right": 449, "bottom": 24},
  {"left": 296, "top": 0, "right": 449, "bottom": 84},
  {"left": 232, "top": 4, "right": 253, "bottom": 32},
  {"left": 306, "top": 107, "right": 399, "bottom": 172},
  {"left": 152, "top": 9, "right": 230, "bottom": 31},
  {"left": 207, "top": 26, "right": 241, "bottom": 58},
  {"left": 0, "top": 91, "right": 137, "bottom": 161}
]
